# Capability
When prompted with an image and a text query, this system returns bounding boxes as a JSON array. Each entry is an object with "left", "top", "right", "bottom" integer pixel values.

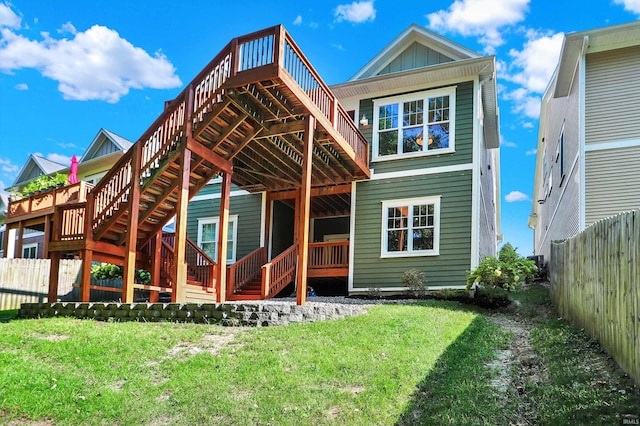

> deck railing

[
  {"left": 308, "top": 241, "right": 349, "bottom": 270},
  {"left": 88, "top": 24, "right": 368, "bottom": 243},
  {"left": 227, "top": 246, "right": 267, "bottom": 296},
  {"left": 7, "top": 181, "right": 93, "bottom": 222},
  {"left": 54, "top": 203, "right": 87, "bottom": 241},
  {"left": 262, "top": 244, "right": 297, "bottom": 298},
  {"left": 162, "top": 232, "right": 217, "bottom": 288}
]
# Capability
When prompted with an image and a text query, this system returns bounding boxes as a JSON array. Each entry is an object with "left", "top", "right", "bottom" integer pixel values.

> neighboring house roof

[
  {"left": 331, "top": 24, "right": 499, "bottom": 149},
  {"left": 12, "top": 154, "right": 66, "bottom": 186},
  {"left": 81, "top": 128, "right": 134, "bottom": 162},
  {"left": 554, "top": 21, "right": 640, "bottom": 98}
]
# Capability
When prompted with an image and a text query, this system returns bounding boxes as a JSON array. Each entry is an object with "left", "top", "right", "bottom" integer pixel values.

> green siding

[
  {"left": 361, "top": 81, "right": 475, "bottom": 174},
  {"left": 353, "top": 171, "right": 473, "bottom": 289},
  {"left": 187, "top": 193, "right": 263, "bottom": 259},
  {"left": 377, "top": 42, "right": 454, "bottom": 76},
  {"left": 195, "top": 181, "right": 245, "bottom": 196}
]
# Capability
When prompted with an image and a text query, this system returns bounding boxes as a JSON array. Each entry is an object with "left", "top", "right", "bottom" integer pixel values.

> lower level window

[
  {"left": 22, "top": 243, "right": 38, "bottom": 259},
  {"left": 197, "top": 216, "right": 237, "bottom": 263},
  {"left": 381, "top": 197, "right": 440, "bottom": 257}
]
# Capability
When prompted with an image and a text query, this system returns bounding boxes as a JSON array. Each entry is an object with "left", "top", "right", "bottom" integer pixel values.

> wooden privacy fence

[
  {"left": 550, "top": 209, "right": 640, "bottom": 384},
  {"left": 0, "top": 259, "right": 82, "bottom": 310}
]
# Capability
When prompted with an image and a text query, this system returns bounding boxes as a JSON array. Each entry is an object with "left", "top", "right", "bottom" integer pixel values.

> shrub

[
  {"left": 91, "top": 263, "right": 151, "bottom": 284},
  {"left": 402, "top": 269, "right": 428, "bottom": 297},
  {"left": 466, "top": 243, "right": 537, "bottom": 298}
]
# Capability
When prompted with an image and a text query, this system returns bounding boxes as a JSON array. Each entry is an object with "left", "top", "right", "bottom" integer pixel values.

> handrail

[
  {"left": 161, "top": 232, "right": 217, "bottom": 288},
  {"left": 308, "top": 241, "right": 349, "bottom": 270},
  {"left": 262, "top": 244, "right": 297, "bottom": 298},
  {"left": 88, "top": 24, "right": 368, "bottom": 247},
  {"left": 227, "top": 246, "right": 267, "bottom": 296}
]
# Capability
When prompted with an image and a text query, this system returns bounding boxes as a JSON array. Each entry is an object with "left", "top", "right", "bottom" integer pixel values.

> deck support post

[
  {"left": 48, "top": 251, "right": 60, "bottom": 302},
  {"left": 80, "top": 249, "right": 93, "bottom": 302},
  {"left": 216, "top": 170, "right": 232, "bottom": 302},
  {"left": 122, "top": 142, "right": 142, "bottom": 303},
  {"left": 43, "top": 214, "right": 51, "bottom": 259},
  {"left": 150, "top": 231, "right": 162, "bottom": 303},
  {"left": 296, "top": 115, "right": 315, "bottom": 306},
  {"left": 172, "top": 149, "right": 191, "bottom": 303},
  {"left": 15, "top": 221, "right": 24, "bottom": 258}
]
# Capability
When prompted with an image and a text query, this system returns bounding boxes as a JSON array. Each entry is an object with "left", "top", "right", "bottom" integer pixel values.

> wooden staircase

[{"left": 49, "top": 24, "right": 369, "bottom": 303}]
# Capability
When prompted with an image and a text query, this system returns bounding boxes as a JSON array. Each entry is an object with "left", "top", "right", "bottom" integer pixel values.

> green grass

[
  {"left": 0, "top": 301, "right": 510, "bottom": 425},
  {"left": 0, "top": 309, "right": 19, "bottom": 322}
]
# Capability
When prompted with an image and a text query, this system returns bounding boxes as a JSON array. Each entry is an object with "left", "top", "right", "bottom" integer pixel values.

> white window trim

[
  {"left": 22, "top": 242, "right": 38, "bottom": 259},
  {"left": 196, "top": 215, "right": 238, "bottom": 263},
  {"left": 372, "top": 87, "right": 456, "bottom": 162},
  {"left": 380, "top": 196, "right": 441, "bottom": 258}
]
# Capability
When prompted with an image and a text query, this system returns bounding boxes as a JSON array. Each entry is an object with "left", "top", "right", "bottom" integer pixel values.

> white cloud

[
  {"left": 293, "top": 15, "right": 303, "bottom": 25},
  {"left": 522, "top": 122, "right": 534, "bottom": 129},
  {"left": 0, "top": 22, "right": 182, "bottom": 103},
  {"left": 525, "top": 149, "right": 537, "bottom": 156},
  {"left": 15, "top": 82, "right": 27, "bottom": 90},
  {"left": 505, "top": 190, "right": 530, "bottom": 202},
  {"left": 614, "top": 0, "right": 640, "bottom": 14},
  {"left": 0, "top": 157, "right": 19, "bottom": 175},
  {"left": 335, "top": 1, "right": 376, "bottom": 24},
  {"left": 506, "top": 31, "right": 564, "bottom": 93},
  {"left": 332, "top": 43, "right": 345, "bottom": 51},
  {"left": 503, "top": 88, "right": 541, "bottom": 118},
  {"left": 501, "top": 137, "right": 517, "bottom": 148},
  {"left": 0, "top": 3, "right": 21, "bottom": 29},
  {"left": 427, "top": 0, "right": 529, "bottom": 52},
  {"left": 58, "top": 21, "right": 77, "bottom": 35}
]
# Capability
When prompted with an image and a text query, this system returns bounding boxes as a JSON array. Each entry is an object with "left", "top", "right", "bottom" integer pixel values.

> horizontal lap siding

[
  {"left": 585, "top": 46, "right": 640, "bottom": 144},
  {"left": 353, "top": 171, "right": 472, "bottom": 289},
  {"left": 187, "top": 193, "right": 262, "bottom": 259},
  {"left": 585, "top": 146, "right": 640, "bottom": 225},
  {"left": 365, "top": 81, "right": 474, "bottom": 175}
]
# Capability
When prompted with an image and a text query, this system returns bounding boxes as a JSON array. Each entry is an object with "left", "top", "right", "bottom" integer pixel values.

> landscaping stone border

[{"left": 18, "top": 301, "right": 368, "bottom": 326}]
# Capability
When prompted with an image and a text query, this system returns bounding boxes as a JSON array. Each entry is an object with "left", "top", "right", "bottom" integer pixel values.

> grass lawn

[
  {"left": 1, "top": 287, "right": 638, "bottom": 425},
  {"left": 0, "top": 302, "right": 508, "bottom": 425}
]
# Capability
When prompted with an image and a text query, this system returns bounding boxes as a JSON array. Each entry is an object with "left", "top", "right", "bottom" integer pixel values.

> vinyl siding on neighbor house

[
  {"left": 585, "top": 46, "right": 640, "bottom": 145},
  {"left": 361, "top": 81, "right": 475, "bottom": 175},
  {"left": 352, "top": 171, "right": 473, "bottom": 289},
  {"left": 186, "top": 193, "right": 263, "bottom": 260},
  {"left": 534, "top": 63, "right": 581, "bottom": 261},
  {"left": 585, "top": 145, "right": 640, "bottom": 225}
]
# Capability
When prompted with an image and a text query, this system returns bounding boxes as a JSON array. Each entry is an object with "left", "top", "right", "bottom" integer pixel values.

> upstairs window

[{"left": 373, "top": 87, "right": 456, "bottom": 160}]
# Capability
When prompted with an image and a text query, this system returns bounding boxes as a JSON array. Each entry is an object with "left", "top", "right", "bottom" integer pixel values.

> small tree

[
  {"left": 466, "top": 243, "right": 537, "bottom": 299},
  {"left": 402, "top": 269, "right": 428, "bottom": 297}
]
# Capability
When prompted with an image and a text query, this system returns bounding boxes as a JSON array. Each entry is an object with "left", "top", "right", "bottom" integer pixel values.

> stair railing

[
  {"left": 227, "top": 246, "right": 267, "bottom": 297},
  {"left": 262, "top": 244, "right": 297, "bottom": 298},
  {"left": 161, "top": 232, "right": 217, "bottom": 288}
]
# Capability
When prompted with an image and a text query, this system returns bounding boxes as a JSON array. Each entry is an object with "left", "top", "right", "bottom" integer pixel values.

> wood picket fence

[
  {"left": 550, "top": 209, "right": 640, "bottom": 384},
  {"left": 0, "top": 259, "right": 82, "bottom": 310}
]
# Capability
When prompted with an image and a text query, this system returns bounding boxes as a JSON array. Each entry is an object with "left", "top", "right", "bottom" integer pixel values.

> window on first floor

[
  {"left": 381, "top": 196, "right": 440, "bottom": 257},
  {"left": 22, "top": 242, "right": 38, "bottom": 259},
  {"left": 197, "top": 216, "right": 238, "bottom": 263},
  {"left": 373, "top": 87, "right": 456, "bottom": 160}
]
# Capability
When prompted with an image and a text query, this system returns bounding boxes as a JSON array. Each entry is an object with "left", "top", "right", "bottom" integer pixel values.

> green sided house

[{"left": 187, "top": 24, "right": 501, "bottom": 296}]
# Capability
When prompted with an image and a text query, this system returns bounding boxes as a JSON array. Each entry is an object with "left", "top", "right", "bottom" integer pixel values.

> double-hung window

[
  {"left": 381, "top": 197, "right": 440, "bottom": 257},
  {"left": 197, "top": 216, "right": 238, "bottom": 263},
  {"left": 374, "top": 87, "right": 455, "bottom": 160}
]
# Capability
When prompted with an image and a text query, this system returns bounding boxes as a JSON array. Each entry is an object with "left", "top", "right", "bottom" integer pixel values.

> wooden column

[
  {"left": 217, "top": 170, "right": 231, "bottom": 302},
  {"left": 150, "top": 231, "right": 162, "bottom": 303},
  {"left": 122, "top": 143, "right": 143, "bottom": 303},
  {"left": 80, "top": 249, "right": 93, "bottom": 302},
  {"left": 47, "top": 251, "right": 60, "bottom": 302},
  {"left": 296, "top": 116, "right": 315, "bottom": 305},
  {"left": 172, "top": 149, "right": 191, "bottom": 303}
]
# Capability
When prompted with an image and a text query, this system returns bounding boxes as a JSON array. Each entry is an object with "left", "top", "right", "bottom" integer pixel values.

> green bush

[
  {"left": 402, "top": 269, "right": 428, "bottom": 297},
  {"left": 466, "top": 243, "right": 537, "bottom": 297},
  {"left": 91, "top": 263, "right": 151, "bottom": 284}
]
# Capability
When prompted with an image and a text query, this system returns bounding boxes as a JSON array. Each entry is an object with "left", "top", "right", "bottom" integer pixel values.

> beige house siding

[
  {"left": 585, "top": 145, "right": 640, "bottom": 225},
  {"left": 585, "top": 46, "right": 640, "bottom": 145},
  {"left": 534, "top": 64, "right": 581, "bottom": 261}
]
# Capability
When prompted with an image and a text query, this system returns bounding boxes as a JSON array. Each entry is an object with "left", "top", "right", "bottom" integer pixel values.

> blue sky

[{"left": 0, "top": 0, "right": 639, "bottom": 255}]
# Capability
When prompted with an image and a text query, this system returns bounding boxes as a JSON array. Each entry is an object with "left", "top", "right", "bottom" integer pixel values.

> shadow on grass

[
  {"left": 0, "top": 309, "right": 19, "bottom": 323},
  {"left": 396, "top": 313, "right": 511, "bottom": 426}
]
